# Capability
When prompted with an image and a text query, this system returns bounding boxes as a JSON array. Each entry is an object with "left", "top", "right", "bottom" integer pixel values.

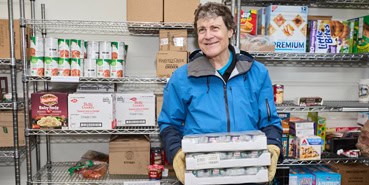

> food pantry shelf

[
  {"left": 0, "top": 146, "right": 30, "bottom": 166},
  {"left": 276, "top": 100, "right": 369, "bottom": 112},
  {"left": 223, "top": 0, "right": 369, "bottom": 9},
  {"left": 25, "top": 76, "right": 168, "bottom": 84},
  {"left": 25, "top": 19, "right": 194, "bottom": 35},
  {"left": 27, "top": 126, "right": 160, "bottom": 136},
  {"left": 32, "top": 162, "right": 178, "bottom": 185},
  {"left": 279, "top": 152, "right": 369, "bottom": 166},
  {"left": 0, "top": 101, "right": 24, "bottom": 110}
]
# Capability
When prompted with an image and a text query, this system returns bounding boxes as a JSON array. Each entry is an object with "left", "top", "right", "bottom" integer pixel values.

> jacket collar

[{"left": 187, "top": 45, "right": 254, "bottom": 78}]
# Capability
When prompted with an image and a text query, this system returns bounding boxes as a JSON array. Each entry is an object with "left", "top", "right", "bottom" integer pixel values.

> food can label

[
  {"left": 44, "top": 57, "right": 59, "bottom": 77},
  {"left": 111, "top": 42, "right": 125, "bottom": 59},
  {"left": 58, "top": 39, "right": 70, "bottom": 58},
  {"left": 96, "top": 59, "right": 110, "bottom": 78},
  {"left": 30, "top": 56, "right": 44, "bottom": 76},
  {"left": 87, "top": 41, "right": 99, "bottom": 59},
  {"left": 70, "top": 39, "right": 82, "bottom": 58},
  {"left": 99, "top": 41, "right": 112, "bottom": 59},
  {"left": 58, "top": 58, "right": 71, "bottom": 76},
  {"left": 84, "top": 59, "right": 96, "bottom": 77},
  {"left": 44, "top": 37, "right": 58, "bottom": 57},
  {"left": 81, "top": 40, "right": 87, "bottom": 59},
  {"left": 110, "top": 59, "right": 124, "bottom": 78},
  {"left": 273, "top": 84, "right": 284, "bottom": 104},
  {"left": 30, "top": 36, "right": 44, "bottom": 57},
  {"left": 70, "top": 58, "right": 82, "bottom": 76}
]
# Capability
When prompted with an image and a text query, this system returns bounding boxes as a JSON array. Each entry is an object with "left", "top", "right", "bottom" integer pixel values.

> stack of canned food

[
  {"left": 29, "top": 36, "right": 127, "bottom": 78},
  {"left": 181, "top": 131, "right": 270, "bottom": 184}
]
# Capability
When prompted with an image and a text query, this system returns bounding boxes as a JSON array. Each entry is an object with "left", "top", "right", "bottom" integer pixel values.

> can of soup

[
  {"left": 44, "top": 57, "right": 59, "bottom": 77},
  {"left": 99, "top": 41, "right": 111, "bottom": 59},
  {"left": 44, "top": 37, "right": 58, "bottom": 57},
  {"left": 70, "top": 39, "right": 82, "bottom": 58},
  {"left": 273, "top": 84, "right": 284, "bottom": 104},
  {"left": 58, "top": 58, "right": 71, "bottom": 76},
  {"left": 71, "top": 58, "right": 83, "bottom": 77},
  {"left": 96, "top": 59, "right": 110, "bottom": 78},
  {"left": 87, "top": 41, "right": 99, "bottom": 59},
  {"left": 30, "top": 56, "right": 44, "bottom": 76},
  {"left": 58, "top": 39, "right": 70, "bottom": 58},
  {"left": 111, "top": 41, "right": 125, "bottom": 59},
  {"left": 30, "top": 36, "right": 44, "bottom": 57},
  {"left": 110, "top": 59, "right": 123, "bottom": 78},
  {"left": 84, "top": 58, "right": 96, "bottom": 77}
]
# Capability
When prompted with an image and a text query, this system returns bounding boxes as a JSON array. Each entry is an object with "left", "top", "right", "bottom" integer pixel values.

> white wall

[{"left": 0, "top": 0, "right": 368, "bottom": 184}]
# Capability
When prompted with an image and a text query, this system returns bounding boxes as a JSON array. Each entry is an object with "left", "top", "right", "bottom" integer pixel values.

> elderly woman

[{"left": 158, "top": 2, "right": 282, "bottom": 184}]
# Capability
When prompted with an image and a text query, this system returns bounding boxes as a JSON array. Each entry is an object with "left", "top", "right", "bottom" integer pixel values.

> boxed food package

[
  {"left": 265, "top": 5, "right": 308, "bottom": 53},
  {"left": 257, "top": 7, "right": 266, "bottom": 35},
  {"left": 357, "top": 15, "right": 369, "bottom": 53},
  {"left": 126, "top": 0, "right": 163, "bottom": 22},
  {"left": 182, "top": 131, "right": 267, "bottom": 153},
  {"left": 31, "top": 92, "right": 68, "bottom": 129},
  {"left": 109, "top": 135, "right": 150, "bottom": 175},
  {"left": 289, "top": 128, "right": 315, "bottom": 137},
  {"left": 278, "top": 112, "right": 290, "bottom": 134},
  {"left": 289, "top": 167, "right": 314, "bottom": 185},
  {"left": 156, "top": 94, "right": 163, "bottom": 121},
  {"left": 329, "top": 163, "right": 369, "bottom": 185},
  {"left": 307, "top": 112, "right": 327, "bottom": 150},
  {"left": 294, "top": 136, "right": 322, "bottom": 160},
  {"left": 159, "top": 29, "right": 188, "bottom": 51},
  {"left": 240, "top": 9, "right": 257, "bottom": 35},
  {"left": 349, "top": 18, "right": 360, "bottom": 53},
  {"left": 164, "top": 0, "right": 199, "bottom": 23},
  {"left": 156, "top": 51, "right": 187, "bottom": 78},
  {"left": 310, "top": 20, "right": 351, "bottom": 53},
  {"left": 68, "top": 93, "right": 116, "bottom": 130},
  {"left": 304, "top": 165, "right": 341, "bottom": 184},
  {"left": 185, "top": 150, "right": 270, "bottom": 170},
  {"left": 0, "top": 111, "right": 25, "bottom": 147},
  {"left": 115, "top": 93, "right": 155, "bottom": 126},
  {"left": 0, "top": 19, "right": 30, "bottom": 59},
  {"left": 185, "top": 167, "right": 268, "bottom": 185}
]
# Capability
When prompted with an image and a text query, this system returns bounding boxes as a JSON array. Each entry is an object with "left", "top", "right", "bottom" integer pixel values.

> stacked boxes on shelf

[
  {"left": 289, "top": 166, "right": 341, "bottom": 185},
  {"left": 0, "top": 111, "right": 25, "bottom": 147},
  {"left": 182, "top": 131, "right": 270, "bottom": 184}
]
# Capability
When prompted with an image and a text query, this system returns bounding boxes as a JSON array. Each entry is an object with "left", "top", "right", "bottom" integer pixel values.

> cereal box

[
  {"left": 304, "top": 166, "right": 341, "bottom": 185},
  {"left": 31, "top": 92, "right": 68, "bottom": 129},
  {"left": 265, "top": 5, "right": 308, "bottom": 53},
  {"left": 357, "top": 15, "right": 369, "bottom": 53},
  {"left": 294, "top": 136, "right": 322, "bottom": 160},
  {"left": 240, "top": 9, "right": 257, "bottom": 35},
  {"left": 289, "top": 167, "right": 314, "bottom": 185}
]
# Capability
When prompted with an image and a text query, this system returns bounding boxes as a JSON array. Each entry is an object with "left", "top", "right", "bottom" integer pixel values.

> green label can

[
  {"left": 30, "top": 56, "right": 44, "bottom": 76},
  {"left": 58, "top": 39, "right": 70, "bottom": 58},
  {"left": 44, "top": 57, "right": 59, "bottom": 77},
  {"left": 110, "top": 59, "right": 124, "bottom": 78},
  {"left": 58, "top": 58, "right": 71, "bottom": 76},
  {"left": 96, "top": 59, "right": 110, "bottom": 78}
]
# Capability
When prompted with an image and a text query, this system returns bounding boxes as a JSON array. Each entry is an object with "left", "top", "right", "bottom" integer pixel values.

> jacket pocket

[{"left": 265, "top": 99, "right": 271, "bottom": 121}]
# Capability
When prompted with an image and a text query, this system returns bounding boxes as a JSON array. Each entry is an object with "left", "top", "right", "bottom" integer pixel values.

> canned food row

[
  {"left": 30, "top": 36, "right": 127, "bottom": 60},
  {"left": 190, "top": 166, "right": 265, "bottom": 177},
  {"left": 30, "top": 57, "right": 125, "bottom": 78}
]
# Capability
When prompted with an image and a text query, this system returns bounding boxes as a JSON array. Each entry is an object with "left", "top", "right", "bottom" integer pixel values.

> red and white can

[
  {"left": 70, "top": 58, "right": 82, "bottom": 77},
  {"left": 70, "top": 39, "right": 82, "bottom": 58},
  {"left": 111, "top": 41, "right": 125, "bottom": 59},
  {"left": 58, "top": 39, "right": 70, "bottom": 58},
  {"left": 273, "top": 84, "right": 284, "bottom": 104},
  {"left": 58, "top": 58, "right": 71, "bottom": 76}
]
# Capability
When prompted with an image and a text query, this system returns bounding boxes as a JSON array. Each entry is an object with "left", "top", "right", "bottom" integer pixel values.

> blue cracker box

[
  {"left": 304, "top": 166, "right": 341, "bottom": 185},
  {"left": 265, "top": 5, "right": 308, "bottom": 53},
  {"left": 278, "top": 112, "right": 290, "bottom": 134},
  {"left": 289, "top": 167, "right": 314, "bottom": 185}
]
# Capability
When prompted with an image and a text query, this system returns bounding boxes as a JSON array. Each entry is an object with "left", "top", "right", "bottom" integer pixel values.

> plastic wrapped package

[
  {"left": 240, "top": 33, "right": 275, "bottom": 52},
  {"left": 68, "top": 150, "right": 109, "bottom": 179}
]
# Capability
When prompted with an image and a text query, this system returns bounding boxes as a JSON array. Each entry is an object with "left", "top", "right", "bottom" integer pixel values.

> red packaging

[
  {"left": 240, "top": 9, "right": 257, "bottom": 35},
  {"left": 148, "top": 164, "right": 164, "bottom": 180}
]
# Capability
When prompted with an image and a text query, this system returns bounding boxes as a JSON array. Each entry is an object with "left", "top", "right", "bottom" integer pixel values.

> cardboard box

[
  {"left": 109, "top": 135, "right": 150, "bottom": 175},
  {"left": 156, "top": 94, "right": 163, "bottom": 121},
  {"left": 289, "top": 167, "right": 314, "bottom": 185},
  {"left": 68, "top": 93, "right": 116, "bottom": 130},
  {"left": 265, "top": 5, "right": 308, "bottom": 53},
  {"left": 0, "top": 111, "right": 25, "bottom": 147},
  {"left": 115, "top": 93, "right": 155, "bottom": 126},
  {"left": 126, "top": 0, "right": 163, "bottom": 22},
  {"left": 159, "top": 29, "right": 188, "bottom": 51},
  {"left": 305, "top": 165, "right": 341, "bottom": 184},
  {"left": 294, "top": 136, "right": 322, "bottom": 160},
  {"left": 31, "top": 92, "right": 69, "bottom": 129},
  {"left": 164, "top": 0, "right": 199, "bottom": 23},
  {"left": 329, "top": 163, "right": 369, "bottom": 185},
  {"left": 156, "top": 51, "right": 187, "bottom": 78},
  {"left": 0, "top": 20, "right": 20, "bottom": 59}
]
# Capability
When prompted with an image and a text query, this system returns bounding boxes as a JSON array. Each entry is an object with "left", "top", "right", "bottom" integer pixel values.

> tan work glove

[
  {"left": 173, "top": 148, "right": 186, "bottom": 184},
  {"left": 267, "top": 144, "right": 280, "bottom": 182}
]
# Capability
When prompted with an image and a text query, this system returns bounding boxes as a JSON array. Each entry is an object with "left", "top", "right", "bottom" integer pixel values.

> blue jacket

[{"left": 159, "top": 45, "right": 282, "bottom": 164}]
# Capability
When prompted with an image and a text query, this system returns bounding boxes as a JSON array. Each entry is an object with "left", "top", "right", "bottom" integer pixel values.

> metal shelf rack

[
  {"left": 279, "top": 152, "right": 369, "bottom": 166},
  {"left": 25, "top": 76, "right": 169, "bottom": 84},
  {"left": 27, "top": 126, "right": 160, "bottom": 135},
  {"left": 276, "top": 100, "right": 369, "bottom": 112},
  {"left": 31, "top": 162, "right": 178, "bottom": 184},
  {"left": 0, "top": 147, "right": 27, "bottom": 166},
  {"left": 223, "top": 0, "right": 369, "bottom": 9},
  {"left": 24, "top": 19, "right": 194, "bottom": 36}
]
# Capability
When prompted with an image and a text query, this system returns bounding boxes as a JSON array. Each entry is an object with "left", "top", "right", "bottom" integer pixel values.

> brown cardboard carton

[
  {"left": 109, "top": 135, "right": 150, "bottom": 175},
  {"left": 159, "top": 29, "right": 188, "bottom": 51},
  {"left": 156, "top": 94, "right": 163, "bottom": 121},
  {"left": 159, "top": 30, "right": 170, "bottom": 51},
  {"left": 0, "top": 19, "right": 30, "bottom": 60},
  {"left": 0, "top": 111, "right": 25, "bottom": 147},
  {"left": 156, "top": 51, "right": 187, "bottom": 78},
  {"left": 329, "top": 163, "right": 369, "bottom": 185},
  {"left": 127, "top": 0, "right": 163, "bottom": 22},
  {"left": 164, "top": 0, "right": 199, "bottom": 23}
]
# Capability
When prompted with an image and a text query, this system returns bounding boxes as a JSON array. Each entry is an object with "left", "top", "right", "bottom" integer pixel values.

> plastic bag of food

[
  {"left": 240, "top": 33, "right": 275, "bottom": 52},
  {"left": 79, "top": 162, "right": 108, "bottom": 179},
  {"left": 68, "top": 150, "right": 109, "bottom": 179}
]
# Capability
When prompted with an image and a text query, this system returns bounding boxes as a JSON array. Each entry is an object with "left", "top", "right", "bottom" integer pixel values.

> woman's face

[{"left": 196, "top": 16, "right": 233, "bottom": 59}]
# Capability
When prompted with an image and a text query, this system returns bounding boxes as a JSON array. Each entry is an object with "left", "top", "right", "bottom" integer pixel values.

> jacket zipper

[
  {"left": 265, "top": 99, "right": 271, "bottom": 121},
  {"left": 224, "top": 85, "right": 231, "bottom": 132}
]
